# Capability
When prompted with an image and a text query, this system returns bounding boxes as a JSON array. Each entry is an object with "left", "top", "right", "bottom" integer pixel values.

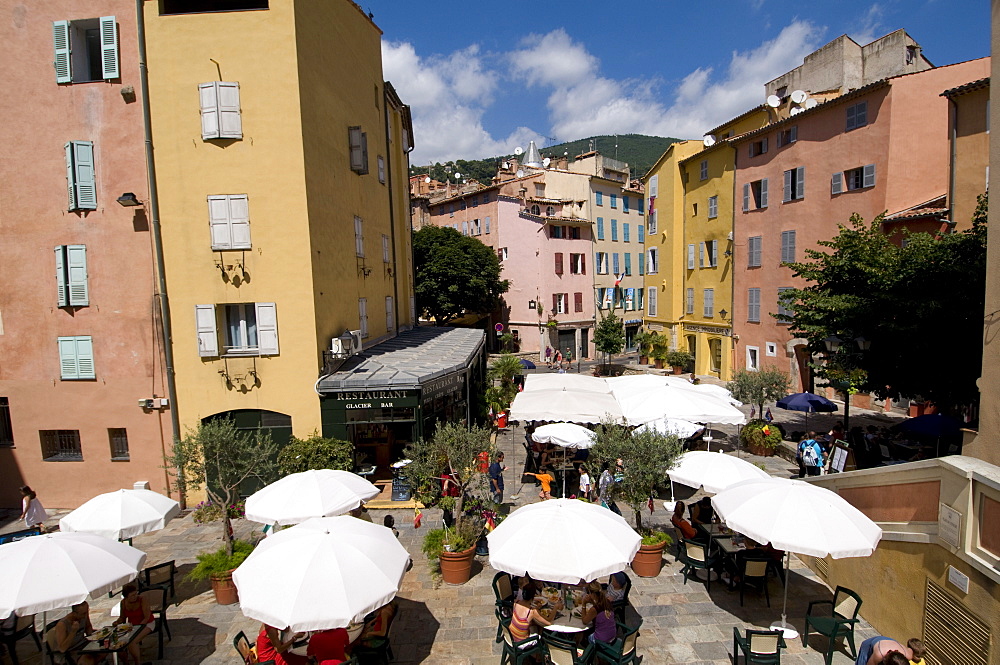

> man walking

[{"left": 488, "top": 452, "right": 506, "bottom": 505}]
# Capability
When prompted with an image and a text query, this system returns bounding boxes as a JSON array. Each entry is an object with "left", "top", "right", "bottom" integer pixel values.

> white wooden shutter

[
  {"left": 649, "top": 175, "right": 658, "bottom": 197},
  {"left": 255, "top": 302, "right": 279, "bottom": 355},
  {"left": 783, "top": 169, "right": 792, "bottom": 202},
  {"left": 216, "top": 82, "right": 242, "bottom": 139},
  {"left": 99, "top": 16, "right": 119, "bottom": 79},
  {"left": 55, "top": 246, "right": 68, "bottom": 307},
  {"left": 199, "top": 82, "right": 220, "bottom": 139},
  {"left": 863, "top": 164, "right": 876, "bottom": 188},
  {"left": 485, "top": 216, "right": 491, "bottom": 233},
  {"left": 58, "top": 337, "right": 78, "bottom": 379},
  {"left": 66, "top": 244, "right": 89, "bottom": 306},
  {"left": 648, "top": 287, "right": 657, "bottom": 317},
  {"left": 208, "top": 195, "right": 232, "bottom": 249},
  {"left": 228, "top": 194, "right": 250, "bottom": 248},
  {"left": 385, "top": 296, "right": 394, "bottom": 331},
  {"left": 358, "top": 298, "right": 368, "bottom": 337},
  {"left": 831, "top": 172, "right": 843, "bottom": 195},
  {"left": 349, "top": 127, "right": 367, "bottom": 173},
  {"left": 760, "top": 178, "right": 768, "bottom": 207},
  {"left": 710, "top": 240, "right": 718, "bottom": 267},
  {"left": 195, "top": 304, "right": 219, "bottom": 357},
  {"left": 796, "top": 167, "right": 805, "bottom": 199},
  {"left": 743, "top": 183, "right": 750, "bottom": 212},
  {"left": 699, "top": 243, "right": 705, "bottom": 268},
  {"left": 688, "top": 244, "right": 695, "bottom": 269},
  {"left": 53, "top": 21, "right": 72, "bottom": 83},
  {"left": 704, "top": 289, "right": 714, "bottom": 317},
  {"left": 75, "top": 336, "right": 95, "bottom": 378},
  {"left": 67, "top": 141, "right": 96, "bottom": 211}
]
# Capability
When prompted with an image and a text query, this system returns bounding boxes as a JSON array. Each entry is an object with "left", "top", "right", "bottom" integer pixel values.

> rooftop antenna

[
  {"left": 589, "top": 139, "right": 594, "bottom": 152},
  {"left": 615, "top": 134, "right": 619, "bottom": 160}
]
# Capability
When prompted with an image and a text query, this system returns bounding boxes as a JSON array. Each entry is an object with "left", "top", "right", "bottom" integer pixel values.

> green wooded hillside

[{"left": 410, "top": 134, "right": 680, "bottom": 185}]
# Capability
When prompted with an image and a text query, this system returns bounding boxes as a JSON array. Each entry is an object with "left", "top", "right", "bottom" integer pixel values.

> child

[
  {"left": 383, "top": 514, "right": 399, "bottom": 538},
  {"left": 528, "top": 467, "right": 555, "bottom": 500},
  {"left": 907, "top": 638, "right": 926, "bottom": 665},
  {"left": 578, "top": 466, "right": 592, "bottom": 501}
]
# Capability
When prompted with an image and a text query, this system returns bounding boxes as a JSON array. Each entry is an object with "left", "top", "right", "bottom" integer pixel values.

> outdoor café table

[
  {"left": 699, "top": 523, "right": 731, "bottom": 538},
  {"left": 79, "top": 624, "right": 143, "bottom": 665},
  {"left": 286, "top": 623, "right": 366, "bottom": 658}
]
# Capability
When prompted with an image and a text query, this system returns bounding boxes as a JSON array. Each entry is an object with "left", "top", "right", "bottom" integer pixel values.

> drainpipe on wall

[
  {"left": 135, "top": 0, "right": 182, "bottom": 504},
  {"left": 946, "top": 95, "right": 958, "bottom": 224}
]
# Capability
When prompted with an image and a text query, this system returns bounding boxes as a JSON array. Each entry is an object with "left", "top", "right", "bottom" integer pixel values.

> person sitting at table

[
  {"left": 509, "top": 585, "right": 551, "bottom": 643},
  {"left": 49, "top": 602, "right": 101, "bottom": 665},
  {"left": 257, "top": 624, "right": 308, "bottom": 665},
  {"left": 113, "top": 583, "right": 154, "bottom": 665},
  {"left": 691, "top": 497, "right": 719, "bottom": 526},
  {"left": 307, "top": 626, "right": 350, "bottom": 665},
  {"left": 579, "top": 586, "right": 616, "bottom": 646},
  {"left": 671, "top": 501, "right": 701, "bottom": 542},
  {"left": 605, "top": 572, "right": 628, "bottom": 603},
  {"left": 515, "top": 575, "right": 543, "bottom": 601},
  {"left": 527, "top": 466, "right": 555, "bottom": 500},
  {"left": 357, "top": 601, "right": 396, "bottom": 649}
]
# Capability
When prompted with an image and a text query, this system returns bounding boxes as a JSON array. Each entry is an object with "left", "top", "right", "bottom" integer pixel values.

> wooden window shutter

[
  {"left": 228, "top": 195, "right": 250, "bottom": 248},
  {"left": 638, "top": 225, "right": 644, "bottom": 242},
  {"left": 195, "top": 304, "right": 219, "bottom": 357},
  {"left": 216, "top": 82, "right": 243, "bottom": 139},
  {"left": 199, "top": 83, "right": 220, "bottom": 139},
  {"left": 581, "top": 254, "right": 586, "bottom": 274},
  {"left": 743, "top": 183, "right": 750, "bottom": 212},
  {"left": 831, "top": 172, "right": 843, "bottom": 195},
  {"left": 638, "top": 252, "right": 644, "bottom": 275},
  {"left": 789, "top": 126, "right": 797, "bottom": 142},
  {"left": 53, "top": 21, "right": 72, "bottom": 83},
  {"left": 596, "top": 217, "right": 604, "bottom": 240},
  {"left": 688, "top": 244, "right": 695, "bottom": 269},
  {"left": 208, "top": 195, "right": 233, "bottom": 249},
  {"left": 99, "top": 17, "right": 119, "bottom": 79},
  {"left": 552, "top": 294, "right": 558, "bottom": 312},
  {"left": 796, "top": 167, "right": 805, "bottom": 199},
  {"left": 55, "top": 246, "right": 68, "bottom": 307},
  {"left": 75, "top": 336, "right": 95, "bottom": 379},
  {"left": 846, "top": 104, "right": 856, "bottom": 130},
  {"left": 710, "top": 240, "right": 718, "bottom": 267},
  {"left": 255, "top": 303, "right": 279, "bottom": 355},
  {"left": 760, "top": 178, "right": 768, "bottom": 207},
  {"left": 624, "top": 253, "right": 631, "bottom": 275},
  {"left": 554, "top": 253, "right": 563, "bottom": 275},
  {"left": 783, "top": 169, "right": 792, "bottom": 202},
  {"left": 66, "top": 244, "right": 89, "bottom": 306},
  {"left": 66, "top": 141, "right": 96, "bottom": 211},
  {"left": 863, "top": 164, "right": 876, "bottom": 188},
  {"left": 58, "top": 337, "right": 79, "bottom": 379},
  {"left": 574, "top": 292, "right": 583, "bottom": 312}
]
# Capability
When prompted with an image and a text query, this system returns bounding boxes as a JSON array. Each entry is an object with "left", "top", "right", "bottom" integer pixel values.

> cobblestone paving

[{"left": 2, "top": 365, "right": 892, "bottom": 665}]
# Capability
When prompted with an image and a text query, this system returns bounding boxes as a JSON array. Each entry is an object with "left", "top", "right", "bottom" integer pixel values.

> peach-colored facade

[
  {"left": 0, "top": 2, "right": 171, "bottom": 508},
  {"left": 731, "top": 58, "right": 990, "bottom": 390},
  {"left": 943, "top": 79, "right": 990, "bottom": 228}
]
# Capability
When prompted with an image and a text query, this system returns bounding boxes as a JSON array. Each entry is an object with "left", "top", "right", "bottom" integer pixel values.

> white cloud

[
  {"left": 849, "top": 4, "right": 885, "bottom": 46},
  {"left": 382, "top": 40, "right": 543, "bottom": 164}
]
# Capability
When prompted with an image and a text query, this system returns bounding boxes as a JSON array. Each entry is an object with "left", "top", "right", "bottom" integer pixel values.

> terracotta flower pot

[
  {"left": 747, "top": 441, "right": 776, "bottom": 457},
  {"left": 671, "top": 366, "right": 683, "bottom": 375},
  {"left": 639, "top": 355, "right": 648, "bottom": 365},
  {"left": 654, "top": 359, "right": 664, "bottom": 369},
  {"left": 210, "top": 569, "right": 239, "bottom": 605},
  {"left": 439, "top": 546, "right": 477, "bottom": 585},
  {"left": 631, "top": 542, "right": 666, "bottom": 577}
]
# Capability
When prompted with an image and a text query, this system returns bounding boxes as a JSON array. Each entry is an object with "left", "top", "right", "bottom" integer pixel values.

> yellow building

[
  {"left": 144, "top": 0, "right": 414, "bottom": 472},
  {"left": 675, "top": 108, "right": 769, "bottom": 380}
]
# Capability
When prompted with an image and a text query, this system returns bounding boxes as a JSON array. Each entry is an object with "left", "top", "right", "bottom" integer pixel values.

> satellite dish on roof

[
  {"left": 791, "top": 89, "right": 808, "bottom": 104},
  {"left": 424, "top": 177, "right": 431, "bottom": 183},
  {"left": 454, "top": 172, "right": 462, "bottom": 179},
  {"left": 543, "top": 157, "right": 551, "bottom": 167},
  {"left": 703, "top": 134, "right": 717, "bottom": 147},
  {"left": 804, "top": 98, "right": 818, "bottom": 109},
  {"left": 766, "top": 95, "right": 781, "bottom": 108},
  {"left": 502, "top": 161, "right": 510, "bottom": 170},
  {"left": 790, "top": 106, "right": 804, "bottom": 115},
  {"left": 516, "top": 169, "right": 524, "bottom": 178},
  {"left": 514, "top": 147, "right": 524, "bottom": 155}
]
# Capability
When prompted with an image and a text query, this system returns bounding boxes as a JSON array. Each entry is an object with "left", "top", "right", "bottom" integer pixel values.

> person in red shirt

[
  {"left": 307, "top": 627, "right": 349, "bottom": 664},
  {"left": 256, "top": 624, "right": 308, "bottom": 665},
  {"left": 671, "top": 501, "right": 699, "bottom": 541}
]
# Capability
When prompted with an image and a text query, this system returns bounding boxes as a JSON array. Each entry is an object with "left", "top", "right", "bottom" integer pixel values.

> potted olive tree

[
  {"left": 404, "top": 422, "right": 495, "bottom": 584},
  {"left": 633, "top": 330, "right": 656, "bottom": 366},
  {"left": 665, "top": 349, "right": 693, "bottom": 375},
  {"left": 590, "top": 419, "right": 683, "bottom": 577},
  {"left": 167, "top": 418, "right": 278, "bottom": 604}
]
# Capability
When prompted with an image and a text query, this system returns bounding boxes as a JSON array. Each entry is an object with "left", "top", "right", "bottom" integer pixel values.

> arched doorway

[{"left": 202, "top": 409, "right": 293, "bottom": 496}]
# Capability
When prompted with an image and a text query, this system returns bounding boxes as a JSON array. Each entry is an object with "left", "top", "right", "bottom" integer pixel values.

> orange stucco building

[
  {"left": 0, "top": 2, "right": 172, "bottom": 507},
  {"left": 730, "top": 57, "right": 990, "bottom": 390}
]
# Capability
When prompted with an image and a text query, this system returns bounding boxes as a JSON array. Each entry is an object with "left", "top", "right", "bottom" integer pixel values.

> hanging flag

[
  {"left": 762, "top": 425, "right": 771, "bottom": 436},
  {"left": 614, "top": 273, "right": 625, "bottom": 287},
  {"left": 485, "top": 512, "right": 496, "bottom": 531},
  {"left": 413, "top": 506, "right": 422, "bottom": 529},
  {"left": 765, "top": 408, "right": 773, "bottom": 423}
]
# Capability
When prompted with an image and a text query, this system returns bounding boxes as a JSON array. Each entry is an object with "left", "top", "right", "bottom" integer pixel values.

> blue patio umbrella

[
  {"left": 776, "top": 392, "right": 837, "bottom": 433},
  {"left": 519, "top": 358, "right": 536, "bottom": 369},
  {"left": 897, "top": 413, "right": 962, "bottom": 437}
]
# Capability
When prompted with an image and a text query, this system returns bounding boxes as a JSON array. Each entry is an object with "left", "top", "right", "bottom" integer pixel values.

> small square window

[
  {"left": 765, "top": 342, "right": 777, "bottom": 357},
  {"left": 41, "top": 429, "right": 83, "bottom": 461}
]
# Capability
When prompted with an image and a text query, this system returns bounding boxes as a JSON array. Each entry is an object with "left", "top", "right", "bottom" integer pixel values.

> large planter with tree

[
  {"left": 277, "top": 431, "right": 354, "bottom": 474},
  {"left": 665, "top": 350, "right": 693, "bottom": 375},
  {"left": 594, "top": 312, "right": 626, "bottom": 372},
  {"left": 405, "top": 422, "right": 495, "bottom": 585},
  {"left": 487, "top": 355, "right": 522, "bottom": 428},
  {"left": 633, "top": 331, "right": 655, "bottom": 366},
  {"left": 188, "top": 539, "right": 254, "bottom": 605},
  {"left": 167, "top": 418, "right": 278, "bottom": 604},
  {"left": 630, "top": 530, "right": 672, "bottom": 577},
  {"left": 727, "top": 367, "right": 790, "bottom": 426},
  {"left": 740, "top": 419, "right": 783, "bottom": 457}
]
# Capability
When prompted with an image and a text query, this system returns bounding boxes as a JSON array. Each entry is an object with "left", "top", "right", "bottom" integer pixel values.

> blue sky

[{"left": 370, "top": 0, "right": 989, "bottom": 165}]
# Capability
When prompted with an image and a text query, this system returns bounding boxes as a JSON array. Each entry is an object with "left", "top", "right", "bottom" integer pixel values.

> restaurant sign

[
  {"left": 331, "top": 390, "right": 416, "bottom": 410},
  {"left": 683, "top": 324, "right": 732, "bottom": 336},
  {"left": 423, "top": 372, "right": 466, "bottom": 402}
]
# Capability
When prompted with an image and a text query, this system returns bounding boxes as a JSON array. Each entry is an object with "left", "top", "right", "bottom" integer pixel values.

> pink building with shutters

[
  {"left": 731, "top": 57, "right": 989, "bottom": 392},
  {"left": 0, "top": 1, "right": 173, "bottom": 507}
]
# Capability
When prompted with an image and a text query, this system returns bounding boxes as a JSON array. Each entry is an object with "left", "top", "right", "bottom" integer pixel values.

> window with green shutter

[
  {"left": 52, "top": 17, "right": 119, "bottom": 84},
  {"left": 58, "top": 336, "right": 95, "bottom": 380},
  {"left": 55, "top": 245, "right": 89, "bottom": 307},
  {"left": 66, "top": 141, "right": 97, "bottom": 211}
]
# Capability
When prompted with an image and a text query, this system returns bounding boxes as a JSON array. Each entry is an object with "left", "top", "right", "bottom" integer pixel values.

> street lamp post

[{"left": 823, "top": 335, "right": 871, "bottom": 435}]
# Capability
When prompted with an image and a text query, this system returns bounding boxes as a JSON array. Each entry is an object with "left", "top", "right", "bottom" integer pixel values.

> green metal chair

[
  {"left": 593, "top": 619, "right": 641, "bottom": 665},
  {"left": 804, "top": 586, "right": 862, "bottom": 665},
  {"left": 679, "top": 538, "right": 719, "bottom": 592},
  {"left": 541, "top": 630, "right": 596, "bottom": 665},
  {"left": 733, "top": 627, "right": 786, "bottom": 665},
  {"left": 496, "top": 609, "right": 545, "bottom": 665},
  {"left": 737, "top": 556, "right": 771, "bottom": 607}
]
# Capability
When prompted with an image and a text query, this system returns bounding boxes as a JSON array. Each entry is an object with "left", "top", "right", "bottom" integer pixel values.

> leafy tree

[
  {"left": 594, "top": 312, "right": 625, "bottom": 367},
  {"left": 778, "top": 200, "right": 987, "bottom": 407},
  {"left": 413, "top": 225, "right": 509, "bottom": 325},
  {"left": 277, "top": 431, "right": 354, "bottom": 475},
  {"left": 486, "top": 354, "right": 522, "bottom": 419},
  {"left": 589, "top": 418, "right": 684, "bottom": 530},
  {"left": 167, "top": 418, "right": 278, "bottom": 555},
  {"left": 727, "top": 367, "right": 790, "bottom": 416}
]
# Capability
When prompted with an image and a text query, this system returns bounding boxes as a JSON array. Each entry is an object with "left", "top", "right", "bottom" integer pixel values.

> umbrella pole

[
  {"left": 769, "top": 552, "right": 799, "bottom": 639},
  {"left": 563, "top": 447, "right": 567, "bottom": 498}
]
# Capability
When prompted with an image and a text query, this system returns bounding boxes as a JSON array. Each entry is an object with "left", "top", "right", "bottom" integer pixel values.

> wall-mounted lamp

[
  {"left": 116, "top": 192, "right": 141, "bottom": 207},
  {"left": 719, "top": 309, "right": 728, "bottom": 320},
  {"left": 528, "top": 300, "right": 536, "bottom": 310},
  {"left": 724, "top": 249, "right": 733, "bottom": 257}
]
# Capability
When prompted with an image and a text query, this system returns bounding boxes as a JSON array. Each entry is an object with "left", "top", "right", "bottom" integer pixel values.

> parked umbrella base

[
  {"left": 770, "top": 620, "right": 799, "bottom": 640},
  {"left": 769, "top": 554, "right": 799, "bottom": 639}
]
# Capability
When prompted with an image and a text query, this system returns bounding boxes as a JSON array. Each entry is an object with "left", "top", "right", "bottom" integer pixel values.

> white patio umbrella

[
  {"left": 244, "top": 469, "right": 381, "bottom": 527},
  {"left": 522, "top": 374, "right": 612, "bottom": 393},
  {"left": 487, "top": 498, "right": 641, "bottom": 584},
  {"left": 59, "top": 489, "right": 180, "bottom": 542},
  {"left": 0, "top": 532, "right": 146, "bottom": 617},
  {"left": 510, "top": 388, "right": 624, "bottom": 424},
  {"left": 667, "top": 451, "right": 770, "bottom": 494},
  {"left": 712, "top": 478, "right": 882, "bottom": 638},
  {"left": 233, "top": 516, "right": 409, "bottom": 632},
  {"left": 636, "top": 417, "right": 703, "bottom": 440},
  {"left": 531, "top": 423, "right": 595, "bottom": 448},
  {"left": 614, "top": 386, "right": 745, "bottom": 426}
]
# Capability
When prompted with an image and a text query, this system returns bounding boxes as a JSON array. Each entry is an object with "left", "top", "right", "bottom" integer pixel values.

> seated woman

[
  {"left": 113, "top": 583, "right": 154, "bottom": 665},
  {"left": 605, "top": 572, "right": 628, "bottom": 603},
  {"left": 49, "top": 602, "right": 101, "bottom": 665},
  {"left": 257, "top": 624, "right": 308, "bottom": 665},
  {"left": 579, "top": 587, "right": 617, "bottom": 646},
  {"left": 671, "top": 502, "right": 701, "bottom": 542},
  {"left": 307, "top": 627, "right": 350, "bottom": 665},
  {"left": 357, "top": 601, "right": 396, "bottom": 649},
  {"left": 509, "top": 585, "right": 551, "bottom": 643},
  {"left": 690, "top": 497, "right": 719, "bottom": 526}
]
